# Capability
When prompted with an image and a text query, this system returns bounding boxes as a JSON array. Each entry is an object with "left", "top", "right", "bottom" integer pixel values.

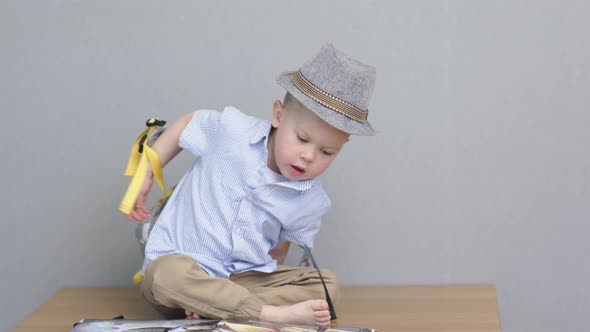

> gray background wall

[{"left": 1, "top": 1, "right": 588, "bottom": 331}]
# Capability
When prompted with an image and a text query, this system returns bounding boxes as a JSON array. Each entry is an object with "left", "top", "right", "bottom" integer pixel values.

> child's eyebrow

[
  {"left": 296, "top": 128, "right": 343, "bottom": 150},
  {"left": 319, "top": 141, "right": 344, "bottom": 151},
  {"left": 295, "top": 128, "right": 310, "bottom": 139},
  {"left": 322, "top": 145, "right": 342, "bottom": 151}
]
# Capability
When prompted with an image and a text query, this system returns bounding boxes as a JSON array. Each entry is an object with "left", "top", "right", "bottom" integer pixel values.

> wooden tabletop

[{"left": 14, "top": 285, "right": 501, "bottom": 332}]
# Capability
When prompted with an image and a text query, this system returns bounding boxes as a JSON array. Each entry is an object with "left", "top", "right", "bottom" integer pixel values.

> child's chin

[{"left": 284, "top": 172, "right": 304, "bottom": 181}]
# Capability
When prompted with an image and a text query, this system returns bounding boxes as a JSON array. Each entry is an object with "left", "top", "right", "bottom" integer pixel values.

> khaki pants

[{"left": 140, "top": 254, "right": 340, "bottom": 320}]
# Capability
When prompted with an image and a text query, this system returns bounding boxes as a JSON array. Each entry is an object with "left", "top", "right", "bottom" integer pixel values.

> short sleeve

[
  {"left": 278, "top": 198, "right": 331, "bottom": 248},
  {"left": 179, "top": 110, "right": 222, "bottom": 156}
]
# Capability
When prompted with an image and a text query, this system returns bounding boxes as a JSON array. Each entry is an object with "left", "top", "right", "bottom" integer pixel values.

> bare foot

[
  {"left": 259, "top": 300, "right": 331, "bottom": 328},
  {"left": 185, "top": 309, "right": 200, "bottom": 319}
]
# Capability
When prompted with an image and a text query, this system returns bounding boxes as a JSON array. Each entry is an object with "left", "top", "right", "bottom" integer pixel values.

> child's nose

[{"left": 300, "top": 148, "right": 315, "bottom": 162}]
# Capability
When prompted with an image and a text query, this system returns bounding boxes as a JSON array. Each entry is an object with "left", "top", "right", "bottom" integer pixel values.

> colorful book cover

[{"left": 70, "top": 318, "right": 376, "bottom": 332}]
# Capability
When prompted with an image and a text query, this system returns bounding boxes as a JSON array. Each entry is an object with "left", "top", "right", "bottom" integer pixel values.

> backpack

[{"left": 119, "top": 118, "right": 172, "bottom": 284}]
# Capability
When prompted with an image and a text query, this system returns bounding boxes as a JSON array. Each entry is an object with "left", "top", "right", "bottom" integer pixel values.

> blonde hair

[{"left": 283, "top": 92, "right": 306, "bottom": 111}]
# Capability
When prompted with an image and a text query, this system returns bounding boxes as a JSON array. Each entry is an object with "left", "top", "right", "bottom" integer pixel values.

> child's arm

[
  {"left": 126, "top": 112, "right": 195, "bottom": 221},
  {"left": 269, "top": 241, "right": 291, "bottom": 265},
  {"left": 150, "top": 112, "right": 194, "bottom": 166}
]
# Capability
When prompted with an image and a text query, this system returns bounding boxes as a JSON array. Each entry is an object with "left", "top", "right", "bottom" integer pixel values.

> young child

[{"left": 126, "top": 43, "right": 376, "bottom": 328}]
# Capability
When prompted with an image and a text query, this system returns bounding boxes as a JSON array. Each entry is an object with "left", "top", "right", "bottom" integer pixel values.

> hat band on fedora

[{"left": 292, "top": 70, "right": 368, "bottom": 123}]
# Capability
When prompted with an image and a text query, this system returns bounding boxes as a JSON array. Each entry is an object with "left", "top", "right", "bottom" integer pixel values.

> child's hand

[
  {"left": 269, "top": 242, "right": 291, "bottom": 265},
  {"left": 126, "top": 174, "right": 154, "bottom": 222}
]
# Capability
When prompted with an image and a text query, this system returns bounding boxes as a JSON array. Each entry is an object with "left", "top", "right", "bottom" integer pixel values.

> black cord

[{"left": 302, "top": 246, "right": 337, "bottom": 320}]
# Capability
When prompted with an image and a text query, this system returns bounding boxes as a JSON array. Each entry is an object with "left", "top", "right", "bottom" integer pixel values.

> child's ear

[{"left": 272, "top": 100, "right": 285, "bottom": 128}]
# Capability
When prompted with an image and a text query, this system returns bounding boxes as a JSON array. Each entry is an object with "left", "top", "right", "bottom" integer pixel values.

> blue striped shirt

[{"left": 143, "top": 107, "right": 331, "bottom": 278}]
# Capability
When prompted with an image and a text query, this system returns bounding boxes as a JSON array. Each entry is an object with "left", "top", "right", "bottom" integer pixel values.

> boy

[{"left": 127, "top": 43, "right": 376, "bottom": 328}]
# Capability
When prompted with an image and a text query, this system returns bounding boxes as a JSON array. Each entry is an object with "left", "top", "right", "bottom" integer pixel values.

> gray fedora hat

[{"left": 277, "top": 43, "right": 376, "bottom": 136}]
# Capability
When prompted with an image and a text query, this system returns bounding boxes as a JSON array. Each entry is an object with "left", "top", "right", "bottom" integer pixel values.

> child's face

[{"left": 268, "top": 100, "right": 350, "bottom": 181}]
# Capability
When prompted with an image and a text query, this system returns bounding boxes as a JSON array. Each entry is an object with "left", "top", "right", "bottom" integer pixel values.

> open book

[{"left": 71, "top": 318, "right": 376, "bottom": 332}]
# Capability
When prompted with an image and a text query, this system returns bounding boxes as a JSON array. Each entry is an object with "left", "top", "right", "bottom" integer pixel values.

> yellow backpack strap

[{"left": 119, "top": 119, "right": 167, "bottom": 215}]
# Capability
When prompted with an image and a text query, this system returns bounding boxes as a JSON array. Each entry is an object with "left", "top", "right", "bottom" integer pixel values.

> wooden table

[{"left": 14, "top": 285, "right": 501, "bottom": 332}]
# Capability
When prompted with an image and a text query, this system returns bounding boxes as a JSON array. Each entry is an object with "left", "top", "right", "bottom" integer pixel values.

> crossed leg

[{"left": 141, "top": 255, "right": 339, "bottom": 327}]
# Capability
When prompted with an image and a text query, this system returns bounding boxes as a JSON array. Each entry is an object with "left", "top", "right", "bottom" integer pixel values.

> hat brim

[{"left": 276, "top": 71, "right": 376, "bottom": 136}]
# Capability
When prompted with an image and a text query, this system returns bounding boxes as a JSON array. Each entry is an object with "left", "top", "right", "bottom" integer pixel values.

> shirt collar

[
  {"left": 250, "top": 120, "right": 316, "bottom": 192},
  {"left": 275, "top": 179, "right": 315, "bottom": 191}
]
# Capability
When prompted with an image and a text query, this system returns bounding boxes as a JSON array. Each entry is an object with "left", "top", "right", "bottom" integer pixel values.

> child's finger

[
  {"left": 128, "top": 209, "right": 145, "bottom": 221},
  {"left": 127, "top": 211, "right": 139, "bottom": 221}
]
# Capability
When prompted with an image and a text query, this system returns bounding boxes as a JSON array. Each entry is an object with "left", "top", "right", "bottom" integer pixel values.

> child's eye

[
  {"left": 321, "top": 150, "right": 334, "bottom": 156},
  {"left": 297, "top": 135, "right": 308, "bottom": 143}
]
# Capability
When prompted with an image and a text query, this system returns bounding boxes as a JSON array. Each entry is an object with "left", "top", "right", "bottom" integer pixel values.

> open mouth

[{"left": 290, "top": 165, "right": 305, "bottom": 175}]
